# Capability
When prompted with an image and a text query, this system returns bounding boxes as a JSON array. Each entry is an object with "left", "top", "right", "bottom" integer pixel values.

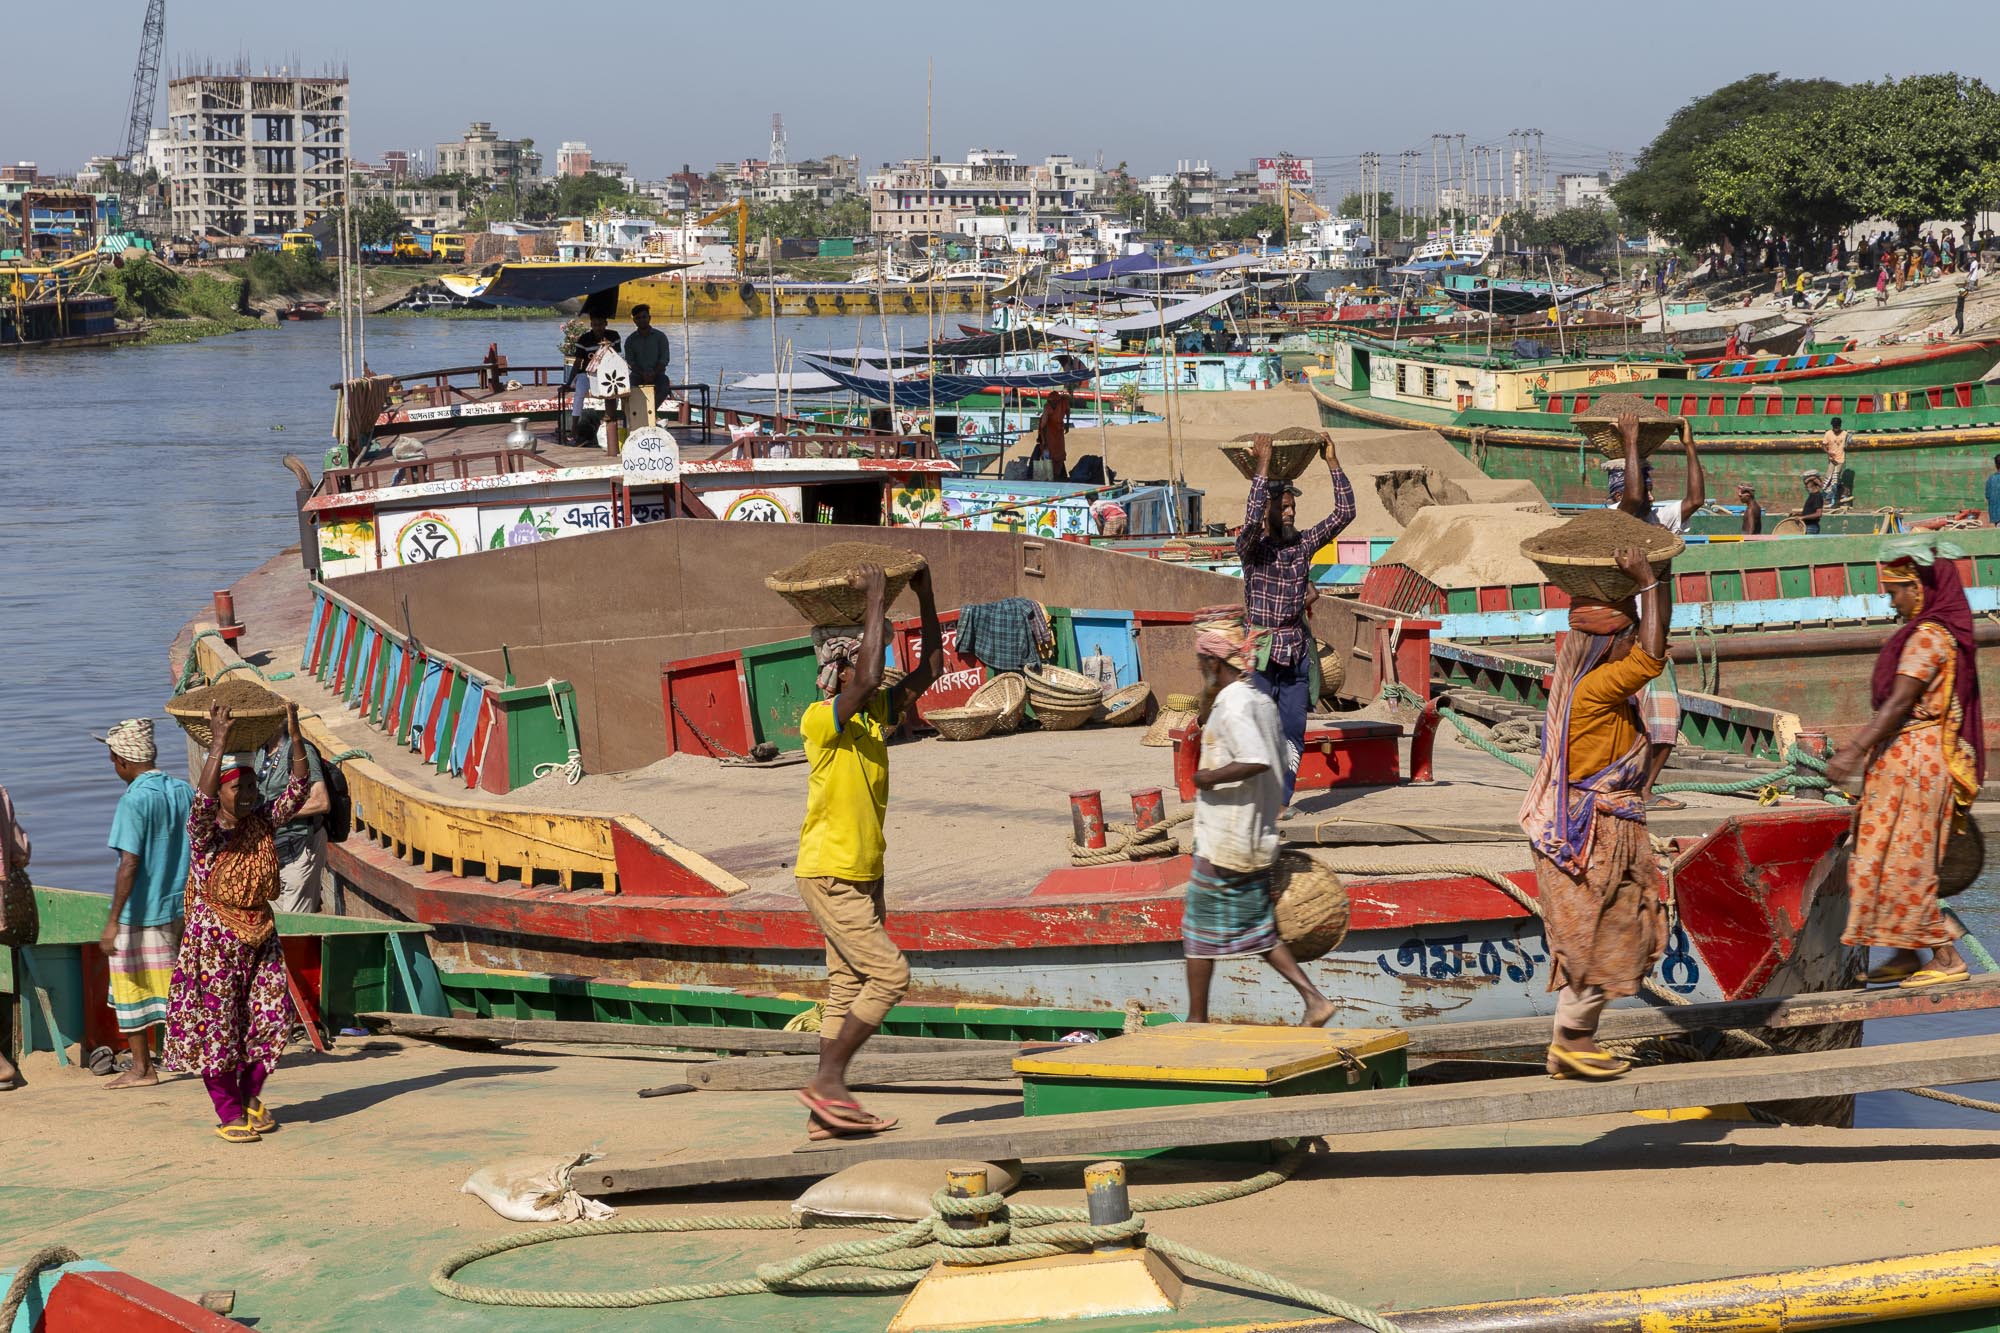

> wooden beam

[
  {"left": 1406, "top": 974, "right": 2000, "bottom": 1057},
  {"left": 358, "top": 1012, "right": 1009, "bottom": 1056},
  {"left": 591, "top": 1031, "right": 2000, "bottom": 1196},
  {"left": 687, "top": 1048, "right": 1041, "bottom": 1092}
]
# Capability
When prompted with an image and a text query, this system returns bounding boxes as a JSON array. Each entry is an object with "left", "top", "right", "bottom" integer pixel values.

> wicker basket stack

[
  {"left": 1142, "top": 692, "right": 1201, "bottom": 747},
  {"left": 764, "top": 543, "right": 928, "bottom": 627},
  {"left": 966, "top": 673, "right": 1028, "bottom": 734},
  {"left": 1026, "top": 665, "right": 1104, "bottom": 731}
]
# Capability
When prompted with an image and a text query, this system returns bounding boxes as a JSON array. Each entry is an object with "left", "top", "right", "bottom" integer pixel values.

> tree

[
  {"left": 1695, "top": 106, "right": 1859, "bottom": 262},
  {"left": 1612, "top": 73, "right": 1844, "bottom": 251},
  {"left": 1844, "top": 74, "right": 2000, "bottom": 239},
  {"left": 336, "top": 197, "right": 406, "bottom": 247},
  {"left": 1166, "top": 178, "right": 1190, "bottom": 219}
]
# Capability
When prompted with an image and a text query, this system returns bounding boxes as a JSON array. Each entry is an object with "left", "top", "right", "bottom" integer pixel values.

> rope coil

[
  {"left": 1069, "top": 808, "right": 1192, "bottom": 866},
  {"left": 428, "top": 1145, "right": 1403, "bottom": 1330}
]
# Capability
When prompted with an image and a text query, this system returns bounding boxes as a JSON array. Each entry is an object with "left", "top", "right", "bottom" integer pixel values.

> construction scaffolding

[{"left": 166, "top": 64, "right": 348, "bottom": 238}]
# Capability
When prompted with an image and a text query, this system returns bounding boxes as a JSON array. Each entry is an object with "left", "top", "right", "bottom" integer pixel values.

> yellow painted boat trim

[
  {"left": 1014, "top": 1022, "right": 1407, "bottom": 1084},
  {"left": 190, "top": 629, "right": 748, "bottom": 897},
  {"left": 1198, "top": 1241, "right": 2000, "bottom": 1332}
]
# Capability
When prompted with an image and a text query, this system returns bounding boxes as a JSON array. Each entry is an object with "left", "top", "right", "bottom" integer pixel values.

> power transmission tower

[
  {"left": 119, "top": 0, "right": 165, "bottom": 236},
  {"left": 769, "top": 112, "right": 787, "bottom": 166},
  {"left": 1398, "top": 150, "right": 1418, "bottom": 239}
]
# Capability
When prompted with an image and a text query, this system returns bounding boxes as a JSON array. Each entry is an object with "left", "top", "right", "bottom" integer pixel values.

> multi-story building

[
  {"left": 166, "top": 70, "right": 349, "bottom": 237},
  {"left": 1559, "top": 172, "right": 1612, "bottom": 211},
  {"left": 366, "top": 182, "right": 465, "bottom": 231},
  {"left": 556, "top": 141, "right": 593, "bottom": 177},
  {"left": 751, "top": 154, "right": 858, "bottom": 204},
  {"left": 868, "top": 150, "right": 1082, "bottom": 239},
  {"left": 381, "top": 149, "right": 419, "bottom": 179},
  {"left": 435, "top": 122, "right": 538, "bottom": 182}
]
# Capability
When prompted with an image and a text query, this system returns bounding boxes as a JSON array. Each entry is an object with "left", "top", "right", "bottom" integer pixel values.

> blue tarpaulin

[
  {"left": 801, "top": 356, "right": 1095, "bottom": 408},
  {"left": 1051, "top": 254, "right": 1156, "bottom": 283}
]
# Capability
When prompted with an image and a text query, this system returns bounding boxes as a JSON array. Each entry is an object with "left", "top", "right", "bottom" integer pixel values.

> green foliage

[
  {"left": 98, "top": 256, "right": 264, "bottom": 338},
  {"left": 746, "top": 194, "right": 870, "bottom": 240},
  {"left": 100, "top": 256, "right": 181, "bottom": 318},
  {"left": 1612, "top": 73, "right": 1845, "bottom": 247},
  {"left": 232, "top": 250, "right": 332, "bottom": 299},
  {"left": 1499, "top": 207, "right": 1617, "bottom": 265}
]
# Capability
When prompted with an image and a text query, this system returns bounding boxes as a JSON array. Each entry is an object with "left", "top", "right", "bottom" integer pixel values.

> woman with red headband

[
  {"left": 1518, "top": 547, "right": 1672, "bottom": 1080},
  {"left": 164, "top": 699, "right": 310, "bottom": 1142},
  {"left": 1825, "top": 541, "right": 1983, "bottom": 988}
]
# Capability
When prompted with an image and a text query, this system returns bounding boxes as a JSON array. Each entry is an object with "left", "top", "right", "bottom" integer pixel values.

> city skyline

[{"left": 6, "top": 0, "right": 1998, "bottom": 202}]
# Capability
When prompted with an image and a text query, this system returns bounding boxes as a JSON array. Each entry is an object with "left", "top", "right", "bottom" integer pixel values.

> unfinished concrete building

[{"left": 167, "top": 68, "right": 348, "bottom": 238}]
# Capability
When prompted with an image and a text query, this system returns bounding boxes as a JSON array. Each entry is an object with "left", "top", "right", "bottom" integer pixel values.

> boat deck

[
  {"left": 10, "top": 1033, "right": 2000, "bottom": 1332},
  {"left": 207, "top": 553, "right": 1780, "bottom": 916}
]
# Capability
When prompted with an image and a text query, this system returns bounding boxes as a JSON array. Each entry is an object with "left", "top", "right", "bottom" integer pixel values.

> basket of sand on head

[
  {"left": 1570, "top": 394, "right": 1686, "bottom": 460},
  {"left": 765, "top": 543, "right": 928, "bottom": 628},
  {"left": 1520, "top": 508, "right": 1683, "bottom": 604}
]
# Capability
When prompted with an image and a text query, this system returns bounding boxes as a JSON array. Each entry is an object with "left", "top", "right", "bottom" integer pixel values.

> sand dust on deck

[{"left": 8, "top": 1035, "right": 2000, "bottom": 1333}]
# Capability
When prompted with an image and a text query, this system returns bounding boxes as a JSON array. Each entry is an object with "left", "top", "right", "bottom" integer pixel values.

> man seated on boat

[
  {"left": 1518, "top": 547, "right": 1671, "bottom": 1081},
  {"left": 622, "top": 304, "right": 671, "bottom": 425},
  {"left": 1237, "top": 433, "right": 1355, "bottom": 804},
  {"left": 792, "top": 562, "right": 942, "bottom": 1141},
  {"left": 1183, "top": 625, "right": 1334, "bottom": 1028},
  {"left": 1607, "top": 414, "right": 1704, "bottom": 809},
  {"left": 562, "top": 311, "right": 621, "bottom": 444}
]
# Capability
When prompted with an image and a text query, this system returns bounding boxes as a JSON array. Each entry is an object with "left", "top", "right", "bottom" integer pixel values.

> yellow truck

[
  {"left": 431, "top": 232, "right": 466, "bottom": 263},
  {"left": 281, "top": 230, "right": 320, "bottom": 258}
]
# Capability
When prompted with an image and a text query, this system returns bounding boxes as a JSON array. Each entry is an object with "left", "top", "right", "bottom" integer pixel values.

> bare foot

[
  {"left": 1300, "top": 997, "right": 1336, "bottom": 1028},
  {"left": 104, "top": 1068, "right": 159, "bottom": 1090}
]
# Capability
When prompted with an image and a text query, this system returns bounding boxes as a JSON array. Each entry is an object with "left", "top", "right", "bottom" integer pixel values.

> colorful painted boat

[
  {"left": 1691, "top": 338, "right": 2000, "bottom": 385},
  {"left": 1306, "top": 347, "right": 2000, "bottom": 509}
]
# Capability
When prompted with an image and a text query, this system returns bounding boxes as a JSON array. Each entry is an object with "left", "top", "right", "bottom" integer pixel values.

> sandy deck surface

[{"left": 8, "top": 1034, "right": 2000, "bottom": 1332}]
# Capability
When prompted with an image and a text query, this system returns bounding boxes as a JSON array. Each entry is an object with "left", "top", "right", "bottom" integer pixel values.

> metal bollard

[
  {"left": 1084, "top": 1161, "right": 1136, "bottom": 1251},
  {"left": 946, "top": 1166, "right": 990, "bottom": 1233},
  {"left": 1130, "top": 788, "right": 1165, "bottom": 832},
  {"left": 1795, "top": 730, "right": 1832, "bottom": 802},
  {"left": 1069, "top": 790, "right": 1106, "bottom": 849}
]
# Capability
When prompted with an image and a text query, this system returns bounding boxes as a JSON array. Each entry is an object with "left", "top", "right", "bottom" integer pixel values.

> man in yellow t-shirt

[{"left": 794, "top": 560, "right": 941, "bottom": 1139}]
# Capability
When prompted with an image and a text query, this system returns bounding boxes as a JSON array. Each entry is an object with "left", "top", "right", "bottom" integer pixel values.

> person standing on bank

[
  {"left": 793, "top": 562, "right": 942, "bottom": 1140},
  {"left": 0, "top": 783, "right": 33, "bottom": 1091},
  {"left": 165, "top": 702, "right": 310, "bottom": 1143},
  {"left": 1821, "top": 416, "right": 1851, "bottom": 508},
  {"left": 258, "top": 727, "right": 329, "bottom": 913},
  {"left": 1519, "top": 547, "right": 1672, "bottom": 1080},
  {"left": 1237, "top": 433, "right": 1355, "bottom": 803},
  {"left": 96, "top": 719, "right": 193, "bottom": 1089},
  {"left": 1183, "top": 628, "right": 1336, "bottom": 1027},
  {"left": 622, "top": 304, "right": 672, "bottom": 424},
  {"left": 1824, "top": 544, "right": 1981, "bottom": 988}
]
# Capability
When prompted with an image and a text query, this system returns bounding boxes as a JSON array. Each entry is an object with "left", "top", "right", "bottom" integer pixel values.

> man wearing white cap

[{"left": 95, "top": 718, "right": 194, "bottom": 1089}]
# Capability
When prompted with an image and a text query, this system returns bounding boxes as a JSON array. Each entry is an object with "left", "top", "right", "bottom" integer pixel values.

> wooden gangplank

[
  {"left": 681, "top": 975, "right": 2000, "bottom": 1092},
  {"left": 358, "top": 1012, "right": 1003, "bottom": 1057},
  {"left": 591, "top": 1031, "right": 2000, "bottom": 1197}
]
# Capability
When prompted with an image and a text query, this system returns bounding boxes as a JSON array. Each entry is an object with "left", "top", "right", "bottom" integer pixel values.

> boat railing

[
  {"left": 1539, "top": 379, "right": 1992, "bottom": 418},
  {"left": 323, "top": 446, "right": 552, "bottom": 496},
  {"left": 723, "top": 431, "right": 939, "bottom": 462},
  {"left": 335, "top": 363, "right": 570, "bottom": 403}
]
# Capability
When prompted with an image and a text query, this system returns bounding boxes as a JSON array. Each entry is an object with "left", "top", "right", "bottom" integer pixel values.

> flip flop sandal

[
  {"left": 795, "top": 1089, "right": 879, "bottom": 1131},
  {"left": 1647, "top": 796, "right": 1688, "bottom": 811},
  {"left": 247, "top": 1099, "right": 277, "bottom": 1133},
  {"left": 806, "top": 1113, "right": 901, "bottom": 1142},
  {"left": 1546, "top": 1045, "right": 1631, "bottom": 1081},
  {"left": 214, "top": 1120, "right": 262, "bottom": 1144},
  {"left": 1864, "top": 961, "right": 1921, "bottom": 984},
  {"left": 1900, "top": 968, "right": 1972, "bottom": 989}
]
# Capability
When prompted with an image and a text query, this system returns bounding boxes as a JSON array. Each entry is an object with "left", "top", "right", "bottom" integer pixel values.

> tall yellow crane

[
  {"left": 1279, "top": 179, "right": 1329, "bottom": 247},
  {"left": 694, "top": 199, "right": 750, "bottom": 275}
]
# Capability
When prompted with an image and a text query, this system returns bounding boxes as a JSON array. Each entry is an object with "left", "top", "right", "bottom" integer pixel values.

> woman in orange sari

[{"left": 1825, "top": 542, "right": 1982, "bottom": 987}]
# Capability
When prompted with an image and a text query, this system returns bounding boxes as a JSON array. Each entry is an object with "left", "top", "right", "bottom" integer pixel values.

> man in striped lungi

[{"left": 95, "top": 719, "right": 193, "bottom": 1089}]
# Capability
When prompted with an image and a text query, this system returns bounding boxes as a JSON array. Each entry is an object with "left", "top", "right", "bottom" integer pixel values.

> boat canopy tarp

[
  {"left": 1051, "top": 254, "right": 1157, "bottom": 283},
  {"left": 801, "top": 356, "right": 1095, "bottom": 407},
  {"left": 1041, "top": 287, "right": 1244, "bottom": 341},
  {"left": 1112, "top": 253, "right": 1275, "bottom": 278},
  {"left": 732, "top": 371, "right": 844, "bottom": 393},
  {"left": 438, "top": 260, "right": 693, "bottom": 308}
]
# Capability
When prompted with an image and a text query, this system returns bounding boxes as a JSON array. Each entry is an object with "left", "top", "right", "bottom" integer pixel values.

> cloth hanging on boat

[
  {"left": 954, "top": 598, "right": 1052, "bottom": 674},
  {"left": 801, "top": 356, "right": 1095, "bottom": 408}
]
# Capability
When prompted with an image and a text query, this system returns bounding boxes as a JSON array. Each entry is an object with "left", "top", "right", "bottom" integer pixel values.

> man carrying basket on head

[
  {"left": 793, "top": 561, "right": 942, "bottom": 1140},
  {"left": 1518, "top": 540, "right": 1672, "bottom": 1081},
  {"left": 1236, "top": 432, "right": 1355, "bottom": 804}
]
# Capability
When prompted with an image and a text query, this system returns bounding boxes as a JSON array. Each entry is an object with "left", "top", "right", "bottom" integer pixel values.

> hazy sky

[{"left": 9, "top": 0, "right": 1996, "bottom": 202}]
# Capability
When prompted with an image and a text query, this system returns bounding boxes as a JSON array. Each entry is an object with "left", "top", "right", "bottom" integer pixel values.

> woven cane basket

[
  {"left": 1034, "top": 698, "right": 1100, "bottom": 732},
  {"left": 1025, "top": 665, "right": 1103, "bottom": 706},
  {"left": 1219, "top": 427, "right": 1326, "bottom": 483},
  {"left": 1100, "top": 682, "right": 1154, "bottom": 726},
  {"left": 167, "top": 683, "right": 288, "bottom": 751},
  {"left": 925, "top": 706, "right": 1001, "bottom": 742},
  {"left": 764, "top": 543, "right": 927, "bottom": 627},
  {"left": 1520, "top": 516, "right": 1683, "bottom": 604},
  {"left": 1272, "top": 850, "right": 1349, "bottom": 962},
  {"left": 1571, "top": 395, "right": 1685, "bottom": 459},
  {"left": 966, "top": 673, "right": 1028, "bottom": 733}
]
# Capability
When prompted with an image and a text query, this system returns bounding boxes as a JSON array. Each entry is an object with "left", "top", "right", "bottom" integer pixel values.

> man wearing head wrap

[
  {"left": 93, "top": 718, "right": 194, "bottom": 1089},
  {"left": 1824, "top": 540, "right": 1982, "bottom": 987},
  {"left": 0, "top": 783, "right": 31, "bottom": 1091},
  {"left": 1517, "top": 547, "right": 1671, "bottom": 1081},
  {"left": 794, "top": 560, "right": 942, "bottom": 1140},
  {"left": 1182, "top": 627, "right": 1335, "bottom": 1027},
  {"left": 1236, "top": 432, "right": 1355, "bottom": 803}
]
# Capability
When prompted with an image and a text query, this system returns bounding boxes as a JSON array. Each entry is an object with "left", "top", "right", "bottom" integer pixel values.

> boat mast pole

[
  {"left": 926, "top": 56, "right": 937, "bottom": 448},
  {"left": 1545, "top": 256, "right": 1567, "bottom": 358}
]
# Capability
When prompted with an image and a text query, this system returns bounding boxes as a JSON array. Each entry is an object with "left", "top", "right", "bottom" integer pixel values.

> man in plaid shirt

[{"left": 1235, "top": 433, "right": 1355, "bottom": 802}]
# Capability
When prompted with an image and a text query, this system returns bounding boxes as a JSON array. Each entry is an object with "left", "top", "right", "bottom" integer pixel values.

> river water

[{"left": 3, "top": 313, "right": 1995, "bottom": 1128}]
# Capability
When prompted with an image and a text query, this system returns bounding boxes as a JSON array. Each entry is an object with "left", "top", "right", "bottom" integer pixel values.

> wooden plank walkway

[
  {"left": 679, "top": 976, "right": 2000, "bottom": 1091},
  {"left": 592, "top": 1031, "right": 2000, "bottom": 1196}
]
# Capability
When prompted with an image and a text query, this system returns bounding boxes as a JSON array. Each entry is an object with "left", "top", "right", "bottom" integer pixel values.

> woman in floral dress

[
  {"left": 1826, "top": 543, "right": 1983, "bottom": 988},
  {"left": 164, "top": 700, "right": 308, "bottom": 1142}
]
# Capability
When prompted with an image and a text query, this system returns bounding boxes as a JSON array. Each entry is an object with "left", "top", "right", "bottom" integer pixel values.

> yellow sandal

[
  {"left": 247, "top": 1099, "right": 277, "bottom": 1134},
  {"left": 1900, "top": 968, "right": 1971, "bottom": 989},
  {"left": 215, "top": 1119, "right": 261, "bottom": 1144},
  {"left": 1547, "top": 1045, "right": 1631, "bottom": 1080}
]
